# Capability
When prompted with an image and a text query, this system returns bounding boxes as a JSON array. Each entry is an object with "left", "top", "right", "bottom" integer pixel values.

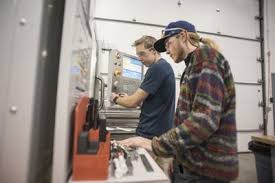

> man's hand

[
  {"left": 118, "top": 136, "right": 152, "bottom": 151},
  {"left": 111, "top": 89, "right": 148, "bottom": 108},
  {"left": 111, "top": 92, "right": 127, "bottom": 100},
  {"left": 118, "top": 93, "right": 128, "bottom": 97},
  {"left": 111, "top": 92, "right": 119, "bottom": 102}
]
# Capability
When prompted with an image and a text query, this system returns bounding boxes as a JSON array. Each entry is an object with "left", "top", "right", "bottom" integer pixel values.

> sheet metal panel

[{"left": 95, "top": 0, "right": 259, "bottom": 39}]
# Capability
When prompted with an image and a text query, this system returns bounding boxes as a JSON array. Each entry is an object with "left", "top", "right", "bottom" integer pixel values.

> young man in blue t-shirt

[{"left": 112, "top": 35, "right": 176, "bottom": 139}]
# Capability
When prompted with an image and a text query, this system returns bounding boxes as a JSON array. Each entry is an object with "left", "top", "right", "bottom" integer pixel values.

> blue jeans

[{"left": 171, "top": 162, "right": 229, "bottom": 183}]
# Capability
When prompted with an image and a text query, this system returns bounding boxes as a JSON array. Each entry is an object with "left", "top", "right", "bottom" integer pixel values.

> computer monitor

[{"left": 121, "top": 56, "right": 142, "bottom": 80}]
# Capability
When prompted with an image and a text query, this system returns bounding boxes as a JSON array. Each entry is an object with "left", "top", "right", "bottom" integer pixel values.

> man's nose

[{"left": 138, "top": 56, "right": 144, "bottom": 62}]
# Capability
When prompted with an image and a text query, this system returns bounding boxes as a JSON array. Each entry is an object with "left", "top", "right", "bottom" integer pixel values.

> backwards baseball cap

[{"left": 154, "top": 20, "right": 196, "bottom": 52}]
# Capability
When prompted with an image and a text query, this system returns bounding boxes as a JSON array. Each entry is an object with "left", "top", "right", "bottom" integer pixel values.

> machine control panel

[{"left": 107, "top": 50, "right": 143, "bottom": 100}]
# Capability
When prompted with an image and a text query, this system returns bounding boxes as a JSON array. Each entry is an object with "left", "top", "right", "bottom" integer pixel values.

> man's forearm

[
  {"left": 112, "top": 88, "right": 148, "bottom": 108},
  {"left": 116, "top": 96, "right": 139, "bottom": 108}
]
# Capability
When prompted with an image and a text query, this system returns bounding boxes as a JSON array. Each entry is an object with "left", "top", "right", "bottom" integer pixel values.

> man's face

[
  {"left": 165, "top": 33, "right": 186, "bottom": 63},
  {"left": 135, "top": 44, "right": 155, "bottom": 67}
]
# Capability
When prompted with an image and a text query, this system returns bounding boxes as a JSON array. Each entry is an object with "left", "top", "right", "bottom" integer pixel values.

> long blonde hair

[{"left": 188, "top": 32, "right": 220, "bottom": 52}]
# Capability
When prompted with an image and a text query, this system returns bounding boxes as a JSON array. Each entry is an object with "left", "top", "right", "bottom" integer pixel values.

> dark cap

[{"left": 154, "top": 20, "right": 196, "bottom": 52}]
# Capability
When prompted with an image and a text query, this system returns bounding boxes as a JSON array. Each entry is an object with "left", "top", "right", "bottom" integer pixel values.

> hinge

[
  {"left": 258, "top": 101, "right": 264, "bottom": 107},
  {"left": 255, "top": 15, "right": 263, "bottom": 20},
  {"left": 259, "top": 123, "right": 264, "bottom": 130},
  {"left": 257, "top": 57, "right": 264, "bottom": 63},
  {"left": 256, "top": 36, "right": 263, "bottom": 41},
  {"left": 257, "top": 79, "right": 263, "bottom": 84}
]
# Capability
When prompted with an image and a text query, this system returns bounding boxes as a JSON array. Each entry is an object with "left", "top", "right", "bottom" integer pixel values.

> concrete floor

[{"left": 233, "top": 153, "right": 258, "bottom": 183}]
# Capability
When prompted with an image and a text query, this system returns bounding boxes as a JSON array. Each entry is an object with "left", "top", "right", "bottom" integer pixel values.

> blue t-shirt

[{"left": 136, "top": 58, "right": 175, "bottom": 139}]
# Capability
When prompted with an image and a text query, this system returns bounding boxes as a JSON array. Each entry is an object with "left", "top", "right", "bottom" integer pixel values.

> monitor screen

[{"left": 122, "top": 56, "right": 142, "bottom": 80}]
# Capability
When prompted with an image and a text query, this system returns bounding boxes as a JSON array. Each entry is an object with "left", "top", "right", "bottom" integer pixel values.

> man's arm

[
  {"left": 118, "top": 136, "right": 152, "bottom": 151},
  {"left": 112, "top": 88, "right": 149, "bottom": 108}
]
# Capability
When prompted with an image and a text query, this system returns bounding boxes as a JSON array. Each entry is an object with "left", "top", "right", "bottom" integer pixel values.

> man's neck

[
  {"left": 154, "top": 54, "right": 161, "bottom": 63},
  {"left": 148, "top": 54, "right": 161, "bottom": 67},
  {"left": 184, "top": 45, "right": 197, "bottom": 59}
]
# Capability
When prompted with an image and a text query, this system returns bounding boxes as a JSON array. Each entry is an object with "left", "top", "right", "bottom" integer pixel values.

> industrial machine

[
  {"left": 99, "top": 49, "right": 144, "bottom": 140},
  {"left": 71, "top": 96, "right": 169, "bottom": 182},
  {"left": 71, "top": 49, "right": 148, "bottom": 181},
  {"left": 72, "top": 97, "right": 110, "bottom": 180},
  {"left": 107, "top": 49, "right": 143, "bottom": 98}
]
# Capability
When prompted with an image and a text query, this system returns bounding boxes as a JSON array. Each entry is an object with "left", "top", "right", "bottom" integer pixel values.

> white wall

[
  {"left": 265, "top": 0, "right": 275, "bottom": 135},
  {"left": 93, "top": 0, "right": 264, "bottom": 152}
]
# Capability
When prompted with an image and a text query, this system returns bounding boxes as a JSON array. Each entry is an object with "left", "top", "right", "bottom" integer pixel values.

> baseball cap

[{"left": 154, "top": 20, "right": 196, "bottom": 52}]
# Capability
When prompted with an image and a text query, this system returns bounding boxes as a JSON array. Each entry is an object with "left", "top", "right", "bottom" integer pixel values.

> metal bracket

[
  {"left": 257, "top": 79, "right": 263, "bottom": 84},
  {"left": 258, "top": 101, "right": 264, "bottom": 107},
  {"left": 259, "top": 123, "right": 264, "bottom": 130},
  {"left": 257, "top": 57, "right": 264, "bottom": 63},
  {"left": 255, "top": 15, "right": 263, "bottom": 20},
  {"left": 267, "top": 106, "right": 272, "bottom": 112},
  {"left": 256, "top": 36, "right": 263, "bottom": 41}
]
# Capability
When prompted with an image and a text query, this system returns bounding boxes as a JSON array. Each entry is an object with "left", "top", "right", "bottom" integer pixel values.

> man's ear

[
  {"left": 151, "top": 48, "right": 158, "bottom": 55},
  {"left": 179, "top": 30, "right": 188, "bottom": 42}
]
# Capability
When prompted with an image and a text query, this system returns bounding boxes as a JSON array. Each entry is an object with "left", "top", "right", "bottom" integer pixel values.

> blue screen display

[{"left": 122, "top": 57, "right": 142, "bottom": 80}]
